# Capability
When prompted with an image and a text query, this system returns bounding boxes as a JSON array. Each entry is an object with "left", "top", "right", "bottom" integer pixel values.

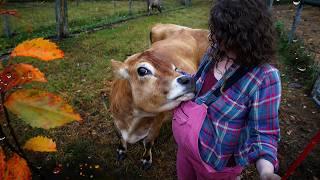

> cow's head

[{"left": 111, "top": 51, "right": 195, "bottom": 113}]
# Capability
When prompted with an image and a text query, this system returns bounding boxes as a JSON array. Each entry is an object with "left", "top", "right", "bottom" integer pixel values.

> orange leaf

[
  {"left": 4, "top": 89, "right": 82, "bottom": 129},
  {"left": 0, "top": 63, "right": 47, "bottom": 93},
  {"left": 10, "top": 38, "right": 64, "bottom": 61},
  {"left": 0, "top": 10, "right": 19, "bottom": 17},
  {"left": 23, "top": 136, "right": 57, "bottom": 152},
  {"left": 5, "top": 153, "right": 31, "bottom": 180},
  {"left": 0, "top": 148, "right": 6, "bottom": 180}
]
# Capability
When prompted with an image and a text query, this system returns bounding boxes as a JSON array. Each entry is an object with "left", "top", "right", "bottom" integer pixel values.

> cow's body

[
  {"left": 110, "top": 24, "right": 209, "bottom": 169},
  {"left": 147, "top": 0, "right": 162, "bottom": 15}
]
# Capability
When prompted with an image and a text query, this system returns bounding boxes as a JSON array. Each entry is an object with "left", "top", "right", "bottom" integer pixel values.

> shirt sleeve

[{"left": 247, "top": 69, "right": 281, "bottom": 171}]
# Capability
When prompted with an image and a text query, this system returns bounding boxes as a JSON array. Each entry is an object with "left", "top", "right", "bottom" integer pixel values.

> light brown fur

[{"left": 109, "top": 24, "right": 209, "bottom": 168}]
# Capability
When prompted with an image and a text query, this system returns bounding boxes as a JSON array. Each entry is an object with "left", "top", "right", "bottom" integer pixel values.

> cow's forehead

[{"left": 127, "top": 51, "right": 174, "bottom": 75}]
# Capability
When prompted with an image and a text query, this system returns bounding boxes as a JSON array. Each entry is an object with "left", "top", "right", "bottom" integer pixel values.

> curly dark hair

[{"left": 209, "top": 0, "right": 276, "bottom": 67}]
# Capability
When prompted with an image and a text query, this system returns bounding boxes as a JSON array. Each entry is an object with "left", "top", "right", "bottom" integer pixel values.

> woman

[{"left": 172, "top": 0, "right": 281, "bottom": 179}]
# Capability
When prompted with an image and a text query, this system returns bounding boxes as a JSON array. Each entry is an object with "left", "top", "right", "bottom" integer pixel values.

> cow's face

[{"left": 111, "top": 53, "right": 195, "bottom": 113}]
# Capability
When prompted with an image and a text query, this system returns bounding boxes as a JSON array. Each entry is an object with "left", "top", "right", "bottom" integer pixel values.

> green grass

[
  {"left": 0, "top": 0, "right": 182, "bottom": 52},
  {"left": 6, "top": 1, "right": 211, "bottom": 178}
]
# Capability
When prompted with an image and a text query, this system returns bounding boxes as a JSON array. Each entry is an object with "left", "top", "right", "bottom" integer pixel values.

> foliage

[{"left": 0, "top": 38, "right": 82, "bottom": 177}]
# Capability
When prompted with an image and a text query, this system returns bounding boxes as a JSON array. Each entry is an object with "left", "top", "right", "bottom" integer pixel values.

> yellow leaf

[
  {"left": 23, "top": 136, "right": 57, "bottom": 152},
  {"left": 0, "top": 63, "right": 47, "bottom": 93},
  {"left": 4, "top": 89, "right": 82, "bottom": 129},
  {"left": 10, "top": 38, "right": 64, "bottom": 61},
  {"left": 4, "top": 153, "right": 31, "bottom": 180}
]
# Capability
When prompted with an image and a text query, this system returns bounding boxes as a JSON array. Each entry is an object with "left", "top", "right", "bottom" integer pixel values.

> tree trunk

[
  {"left": 2, "top": 15, "right": 12, "bottom": 38},
  {"left": 55, "top": 0, "right": 68, "bottom": 39}
]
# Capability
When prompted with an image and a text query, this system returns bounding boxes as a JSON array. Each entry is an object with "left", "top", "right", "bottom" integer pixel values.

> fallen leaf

[
  {"left": 23, "top": 136, "right": 57, "bottom": 152},
  {"left": 11, "top": 38, "right": 64, "bottom": 61},
  {"left": 4, "top": 89, "right": 82, "bottom": 129}
]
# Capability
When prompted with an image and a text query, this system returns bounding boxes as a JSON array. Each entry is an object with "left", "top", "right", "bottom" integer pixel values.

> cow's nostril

[{"left": 177, "top": 76, "right": 190, "bottom": 85}]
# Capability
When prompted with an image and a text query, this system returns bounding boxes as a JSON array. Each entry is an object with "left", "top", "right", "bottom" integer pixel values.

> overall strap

[{"left": 204, "top": 66, "right": 251, "bottom": 105}]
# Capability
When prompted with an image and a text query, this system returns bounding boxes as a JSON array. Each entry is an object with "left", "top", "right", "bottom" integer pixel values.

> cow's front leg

[
  {"left": 141, "top": 139, "right": 154, "bottom": 170},
  {"left": 115, "top": 130, "right": 127, "bottom": 161},
  {"left": 140, "top": 113, "right": 165, "bottom": 170}
]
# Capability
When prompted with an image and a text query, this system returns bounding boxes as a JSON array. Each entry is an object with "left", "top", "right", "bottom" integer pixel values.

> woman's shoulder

[{"left": 250, "top": 63, "right": 281, "bottom": 88}]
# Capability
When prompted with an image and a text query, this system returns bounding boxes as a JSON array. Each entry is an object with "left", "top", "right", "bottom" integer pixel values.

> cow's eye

[{"left": 137, "top": 67, "right": 151, "bottom": 76}]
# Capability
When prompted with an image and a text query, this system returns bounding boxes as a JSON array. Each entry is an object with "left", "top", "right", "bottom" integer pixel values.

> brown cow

[{"left": 109, "top": 24, "right": 209, "bottom": 169}]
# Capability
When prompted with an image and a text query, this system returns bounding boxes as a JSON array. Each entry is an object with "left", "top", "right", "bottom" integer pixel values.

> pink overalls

[{"left": 172, "top": 100, "right": 243, "bottom": 180}]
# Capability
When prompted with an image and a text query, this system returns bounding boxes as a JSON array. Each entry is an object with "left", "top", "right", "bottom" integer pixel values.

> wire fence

[{"left": 0, "top": 0, "right": 192, "bottom": 52}]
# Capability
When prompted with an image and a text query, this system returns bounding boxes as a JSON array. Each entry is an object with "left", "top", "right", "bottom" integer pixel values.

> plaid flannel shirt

[{"left": 193, "top": 51, "right": 281, "bottom": 171}]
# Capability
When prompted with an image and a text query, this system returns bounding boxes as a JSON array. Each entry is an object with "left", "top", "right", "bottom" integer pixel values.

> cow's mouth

[{"left": 169, "top": 90, "right": 195, "bottom": 101}]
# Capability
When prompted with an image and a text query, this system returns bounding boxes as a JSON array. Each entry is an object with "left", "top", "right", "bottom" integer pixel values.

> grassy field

[
  {"left": 0, "top": 0, "right": 182, "bottom": 52},
  {"left": 8, "top": 1, "right": 211, "bottom": 179}
]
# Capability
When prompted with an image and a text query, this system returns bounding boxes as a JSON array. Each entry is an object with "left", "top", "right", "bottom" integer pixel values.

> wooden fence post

[
  {"left": 129, "top": 0, "right": 133, "bottom": 15},
  {"left": 2, "top": 14, "right": 12, "bottom": 38},
  {"left": 113, "top": 0, "right": 116, "bottom": 14},
  {"left": 266, "top": 0, "right": 274, "bottom": 10},
  {"left": 312, "top": 75, "right": 320, "bottom": 106},
  {"left": 288, "top": 0, "right": 304, "bottom": 43},
  {"left": 55, "top": 0, "right": 68, "bottom": 39}
]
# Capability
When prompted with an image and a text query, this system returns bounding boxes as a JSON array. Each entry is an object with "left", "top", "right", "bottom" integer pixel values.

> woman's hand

[
  {"left": 256, "top": 159, "right": 281, "bottom": 180},
  {"left": 260, "top": 173, "right": 281, "bottom": 180}
]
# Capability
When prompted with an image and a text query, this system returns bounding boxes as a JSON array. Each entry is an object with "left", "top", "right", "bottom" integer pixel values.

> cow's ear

[{"left": 111, "top": 59, "right": 129, "bottom": 79}]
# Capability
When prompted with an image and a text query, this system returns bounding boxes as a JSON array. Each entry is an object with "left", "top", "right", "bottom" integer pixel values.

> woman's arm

[{"left": 247, "top": 68, "right": 281, "bottom": 179}]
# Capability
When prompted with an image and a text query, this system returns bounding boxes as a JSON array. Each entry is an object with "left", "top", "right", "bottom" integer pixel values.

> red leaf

[
  {"left": 0, "top": 10, "right": 19, "bottom": 17},
  {"left": 0, "top": 148, "right": 5, "bottom": 180},
  {"left": 4, "top": 153, "right": 31, "bottom": 180},
  {"left": 0, "top": 63, "right": 47, "bottom": 93}
]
